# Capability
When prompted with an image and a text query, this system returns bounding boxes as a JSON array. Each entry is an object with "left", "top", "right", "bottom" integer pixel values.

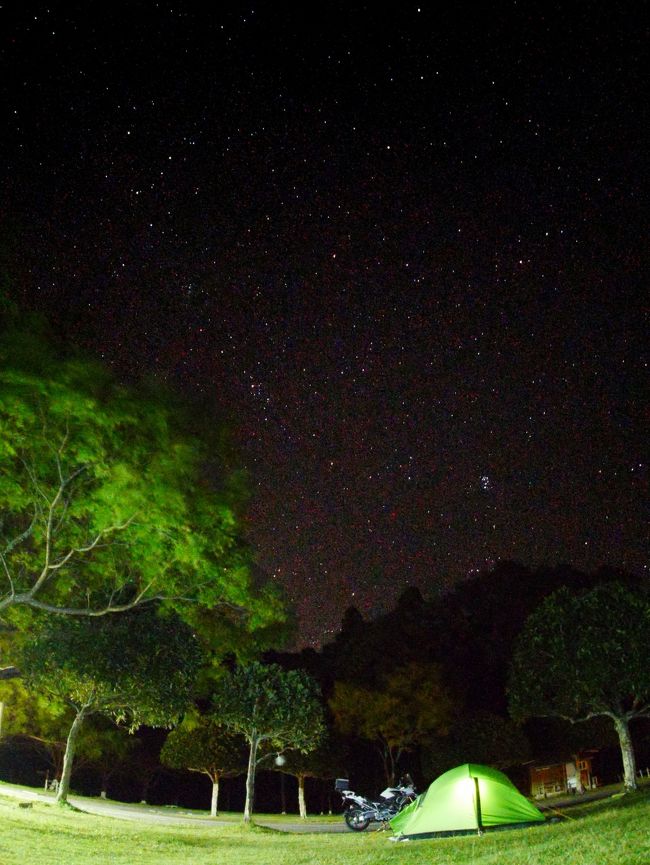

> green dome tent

[{"left": 390, "top": 764, "right": 545, "bottom": 839}]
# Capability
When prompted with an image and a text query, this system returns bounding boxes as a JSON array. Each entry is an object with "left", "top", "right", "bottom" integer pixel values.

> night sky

[{"left": 1, "top": 3, "right": 647, "bottom": 646}]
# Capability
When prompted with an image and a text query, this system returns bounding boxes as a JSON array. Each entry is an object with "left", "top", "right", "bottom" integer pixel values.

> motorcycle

[{"left": 335, "top": 775, "right": 417, "bottom": 831}]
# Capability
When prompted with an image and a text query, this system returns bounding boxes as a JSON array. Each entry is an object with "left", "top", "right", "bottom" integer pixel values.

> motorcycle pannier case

[{"left": 334, "top": 778, "right": 350, "bottom": 792}]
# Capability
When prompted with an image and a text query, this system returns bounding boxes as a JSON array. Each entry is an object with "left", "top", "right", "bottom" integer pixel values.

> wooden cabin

[{"left": 529, "top": 755, "right": 597, "bottom": 797}]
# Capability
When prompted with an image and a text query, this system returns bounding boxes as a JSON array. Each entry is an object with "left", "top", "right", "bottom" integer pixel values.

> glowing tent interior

[{"left": 390, "top": 763, "right": 546, "bottom": 839}]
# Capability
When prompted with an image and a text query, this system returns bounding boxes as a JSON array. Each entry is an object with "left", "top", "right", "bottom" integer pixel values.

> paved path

[{"left": 0, "top": 782, "right": 348, "bottom": 833}]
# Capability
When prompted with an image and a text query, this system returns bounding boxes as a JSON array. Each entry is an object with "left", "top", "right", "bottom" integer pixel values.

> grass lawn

[{"left": 0, "top": 789, "right": 649, "bottom": 865}]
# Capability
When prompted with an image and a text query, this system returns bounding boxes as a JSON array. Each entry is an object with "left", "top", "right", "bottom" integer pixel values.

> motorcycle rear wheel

[{"left": 344, "top": 807, "right": 371, "bottom": 831}]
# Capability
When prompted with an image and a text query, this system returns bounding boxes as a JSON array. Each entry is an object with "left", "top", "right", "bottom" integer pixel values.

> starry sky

[{"left": 1, "top": 2, "right": 647, "bottom": 646}]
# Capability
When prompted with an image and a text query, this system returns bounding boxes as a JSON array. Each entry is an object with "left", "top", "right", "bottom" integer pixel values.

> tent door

[{"left": 473, "top": 776, "right": 483, "bottom": 833}]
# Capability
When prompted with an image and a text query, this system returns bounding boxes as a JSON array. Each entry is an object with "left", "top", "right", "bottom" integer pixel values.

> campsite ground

[{"left": 0, "top": 784, "right": 648, "bottom": 865}]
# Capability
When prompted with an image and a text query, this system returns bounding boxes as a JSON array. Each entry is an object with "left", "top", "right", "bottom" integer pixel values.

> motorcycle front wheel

[{"left": 344, "top": 807, "right": 371, "bottom": 831}]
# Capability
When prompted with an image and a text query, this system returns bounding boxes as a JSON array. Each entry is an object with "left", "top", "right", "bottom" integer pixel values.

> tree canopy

[
  {"left": 0, "top": 673, "right": 73, "bottom": 780},
  {"left": 20, "top": 606, "right": 202, "bottom": 802},
  {"left": 213, "top": 661, "right": 325, "bottom": 822},
  {"left": 330, "top": 661, "right": 453, "bottom": 784},
  {"left": 0, "top": 324, "right": 286, "bottom": 662},
  {"left": 509, "top": 582, "right": 650, "bottom": 791},
  {"left": 161, "top": 717, "right": 247, "bottom": 816},
  {"left": 75, "top": 719, "right": 138, "bottom": 798},
  {"left": 272, "top": 737, "right": 348, "bottom": 818}
]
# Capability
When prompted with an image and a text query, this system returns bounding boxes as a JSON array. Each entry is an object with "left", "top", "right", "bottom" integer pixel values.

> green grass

[{"left": 0, "top": 789, "right": 648, "bottom": 865}]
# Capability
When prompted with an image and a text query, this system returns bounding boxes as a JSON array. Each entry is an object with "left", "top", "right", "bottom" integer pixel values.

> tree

[
  {"left": 19, "top": 607, "right": 201, "bottom": 803},
  {"left": 271, "top": 737, "right": 348, "bottom": 819},
  {"left": 161, "top": 718, "right": 247, "bottom": 816},
  {"left": 0, "top": 326, "right": 285, "bottom": 675},
  {"left": 0, "top": 674, "right": 73, "bottom": 782},
  {"left": 330, "top": 661, "right": 453, "bottom": 784},
  {"left": 421, "top": 712, "right": 531, "bottom": 781},
  {"left": 76, "top": 719, "right": 138, "bottom": 798},
  {"left": 509, "top": 582, "right": 650, "bottom": 792},
  {"left": 213, "top": 661, "right": 325, "bottom": 822}
]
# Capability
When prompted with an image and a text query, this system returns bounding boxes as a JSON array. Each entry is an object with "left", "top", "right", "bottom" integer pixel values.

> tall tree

[
  {"left": 0, "top": 324, "right": 285, "bottom": 675},
  {"left": 213, "top": 661, "right": 325, "bottom": 822},
  {"left": 160, "top": 718, "right": 247, "bottom": 816},
  {"left": 271, "top": 737, "right": 348, "bottom": 819},
  {"left": 20, "top": 607, "right": 201, "bottom": 803},
  {"left": 509, "top": 582, "right": 650, "bottom": 791},
  {"left": 330, "top": 661, "right": 453, "bottom": 784}
]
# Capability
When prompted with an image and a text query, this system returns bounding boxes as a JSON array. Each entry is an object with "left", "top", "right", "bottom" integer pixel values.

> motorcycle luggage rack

[{"left": 334, "top": 778, "right": 350, "bottom": 792}]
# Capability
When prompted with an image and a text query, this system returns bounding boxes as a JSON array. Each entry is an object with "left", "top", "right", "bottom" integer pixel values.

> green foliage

[
  {"left": 509, "top": 582, "right": 650, "bottom": 791},
  {"left": 214, "top": 662, "right": 325, "bottom": 753},
  {"left": 272, "top": 735, "right": 348, "bottom": 780},
  {"left": 0, "top": 325, "right": 286, "bottom": 646},
  {"left": 212, "top": 661, "right": 325, "bottom": 821},
  {"left": 421, "top": 713, "right": 531, "bottom": 781},
  {"left": 508, "top": 583, "right": 650, "bottom": 724},
  {"left": 161, "top": 718, "right": 247, "bottom": 780},
  {"left": 330, "top": 661, "right": 453, "bottom": 781},
  {"left": 19, "top": 607, "right": 202, "bottom": 729},
  {"left": 74, "top": 719, "right": 137, "bottom": 772},
  {"left": 0, "top": 674, "right": 73, "bottom": 775},
  {"left": 0, "top": 675, "right": 71, "bottom": 741}
]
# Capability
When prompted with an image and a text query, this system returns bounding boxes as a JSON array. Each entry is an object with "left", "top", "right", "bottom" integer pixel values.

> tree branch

[
  {"left": 3, "top": 507, "right": 39, "bottom": 556},
  {"left": 0, "top": 553, "right": 15, "bottom": 599},
  {"left": 31, "top": 515, "right": 136, "bottom": 600},
  {"left": 52, "top": 496, "right": 70, "bottom": 537},
  {"left": 4, "top": 592, "right": 163, "bottom": 617},
  {"left": 19, "top": 456, "right": 50, "bottom": 504},
  {"left": 256, "top": 749, "right": 280, "bottom": 767},
  {"left": 31, "top": 474, "right": 69, "bottom": 595}
]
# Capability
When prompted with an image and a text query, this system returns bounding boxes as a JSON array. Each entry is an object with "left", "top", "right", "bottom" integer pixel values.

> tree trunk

[
  {"left": 613, "top": 714, "right": 637, "bottom": 791},
  {"left": 243, "top": 732, "right": 259, "bottom": 823},
  {"left": 57, "top": 707, "right": 87, "bottom": 804},
  {"left": 386, "top": 746, "right": 396, "bottom": 785},
  {"left": 378, "top": 743, "right": 394, "bottom": 785},
  {"left": 298, "top": 775, "right": 307, "bottom": 819},
  {"left": 139, "top": 767, "right": 159, "bottom": 804},
  {"left": 280, "top": 771, "right": 287, "bottom": 814},
  {"left": 48, "top": 741, "right": 65, "bottom": 783},
  {"left": 210, "top": 775, "right": 220, "bottom": 817}
]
